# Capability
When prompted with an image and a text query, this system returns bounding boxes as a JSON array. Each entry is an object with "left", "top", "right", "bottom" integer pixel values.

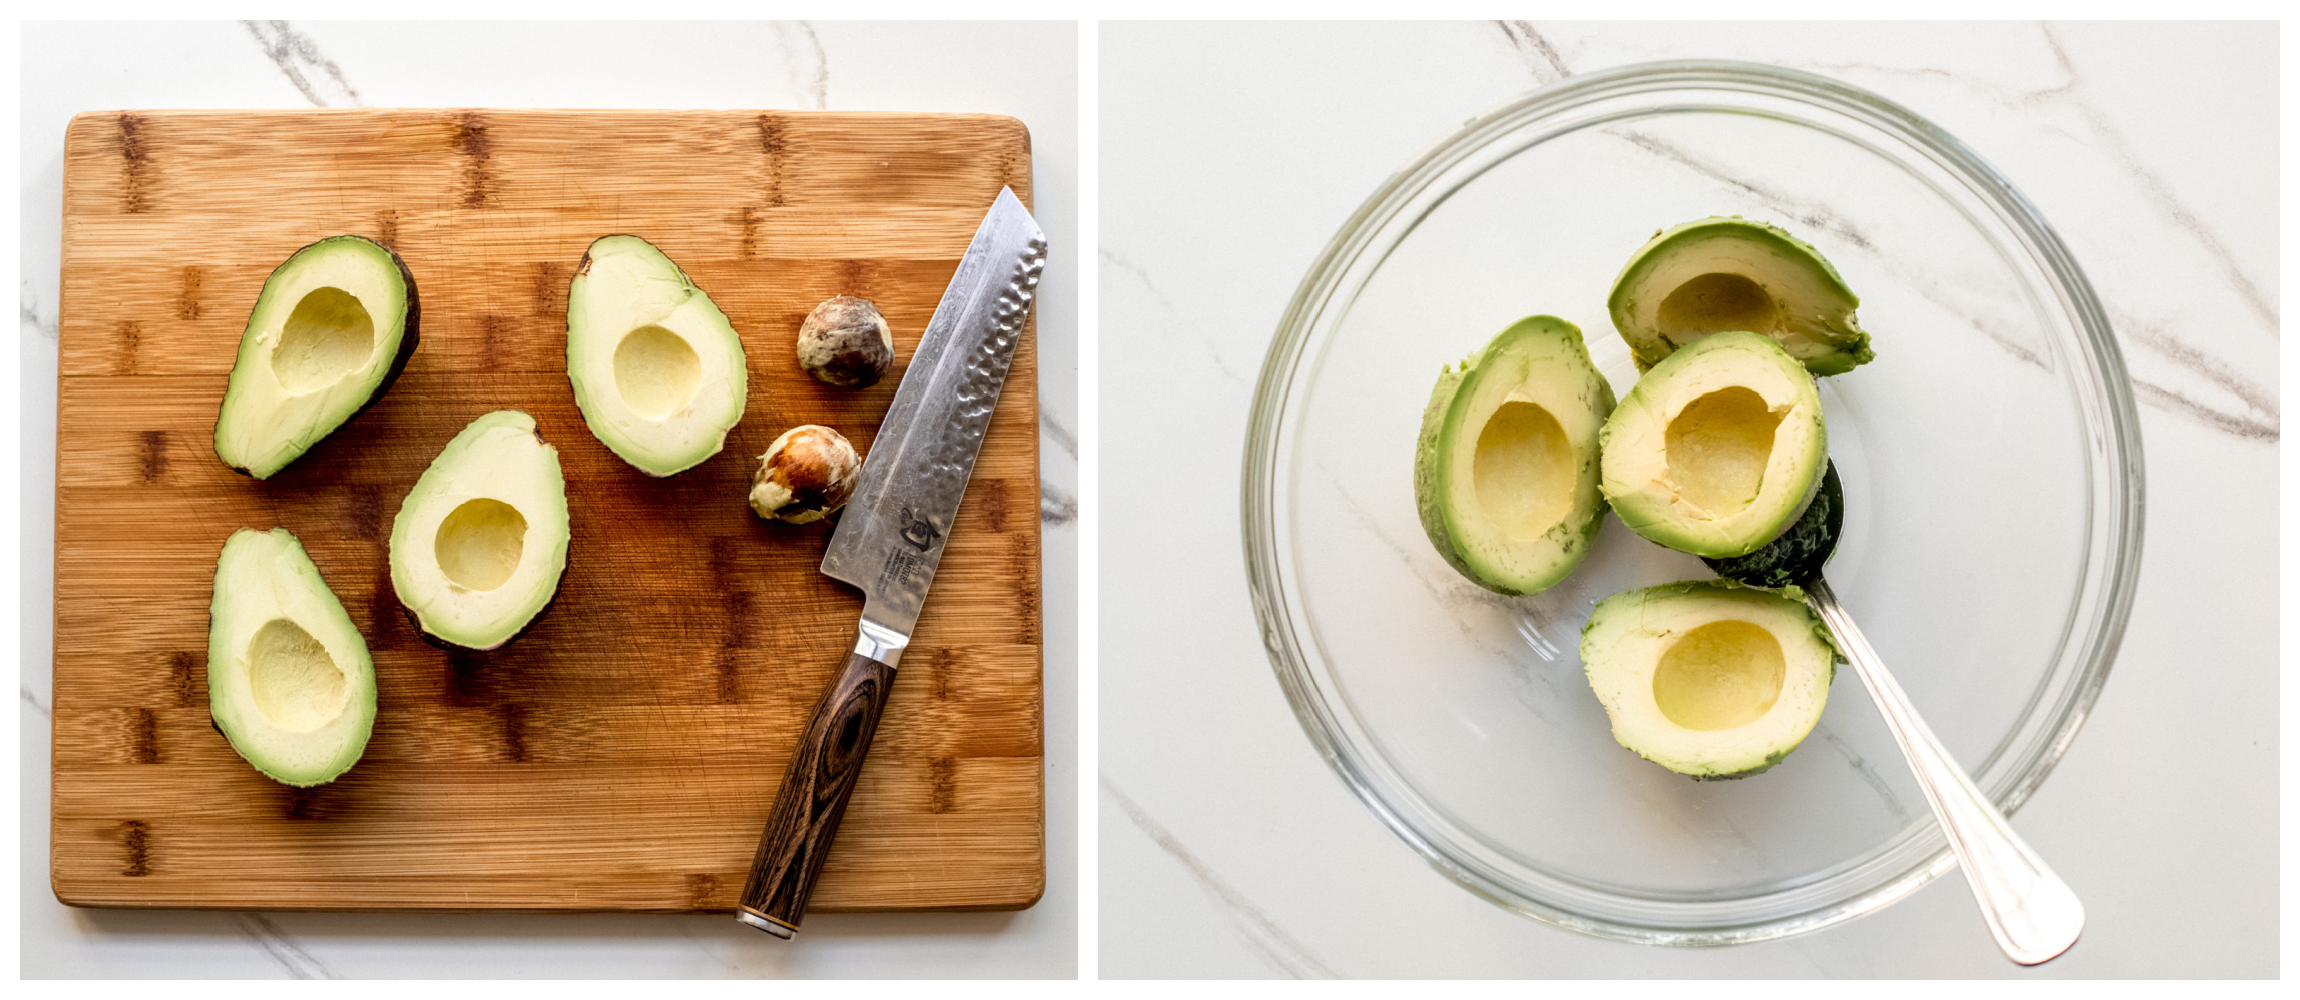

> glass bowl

[{"left": 1241, "top": 60, "right": 2143, "bottom": 946}]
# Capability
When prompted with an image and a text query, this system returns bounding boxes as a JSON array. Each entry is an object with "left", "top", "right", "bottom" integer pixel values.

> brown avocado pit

[
  {"left": 796, "top": 296, "right": 896, "bottom": 388},
  {"left": 749, "top": 425, "right": 863, "bottom": 524}
]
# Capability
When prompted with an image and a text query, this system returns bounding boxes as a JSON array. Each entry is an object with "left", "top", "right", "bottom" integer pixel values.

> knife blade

[{"left": 736, "top": 187, "right": 1046, "bottom": 938}]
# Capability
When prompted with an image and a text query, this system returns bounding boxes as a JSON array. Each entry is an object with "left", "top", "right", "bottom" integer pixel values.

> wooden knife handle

[{"left": 736, "top": 649, "right": 897, "bottom": 938}]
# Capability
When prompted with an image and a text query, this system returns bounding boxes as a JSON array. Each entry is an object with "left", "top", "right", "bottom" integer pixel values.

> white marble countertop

[
  {"left": 18, "top": 20, "right": 1076, "bottom": 978},
  {"left": 1098, "top": 21, "right": 2276, "bottom": 978}
]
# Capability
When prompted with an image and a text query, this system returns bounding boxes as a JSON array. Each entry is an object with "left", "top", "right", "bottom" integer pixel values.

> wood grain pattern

[{"left": 52, "top": 109, "right": 1042, "bottom": 912}]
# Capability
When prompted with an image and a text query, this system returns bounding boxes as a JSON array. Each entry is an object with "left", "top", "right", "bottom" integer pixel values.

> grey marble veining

[
  {"left": 235, "top": 914, "right": 340, "bottom": 980},
  {"left": 1489, "top": 20, "right": 2276, "bottom": 444},
  {"left": 1101, "top": 778, "right": 1341, "bottom": 979},
  {"left": 772, "top": 22, "right": 830, "bottom": 111},
  {"left": 244, "top": 20, "right": 362, "bottom": 108}
]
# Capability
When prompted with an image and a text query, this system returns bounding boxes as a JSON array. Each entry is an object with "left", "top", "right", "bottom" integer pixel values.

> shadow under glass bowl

[{"left": 1241, "top": 60, "right": 2143, "bottom": 946}]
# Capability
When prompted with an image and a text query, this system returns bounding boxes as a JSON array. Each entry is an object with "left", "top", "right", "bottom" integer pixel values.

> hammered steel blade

[{"left": 820, "top": 186, "right": 1046, "bottom": 635}]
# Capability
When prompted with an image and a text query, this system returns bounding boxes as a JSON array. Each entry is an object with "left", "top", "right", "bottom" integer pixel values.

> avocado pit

[
  {"left": 797, "top": 295, "right": 896, "bottom": 388},
  {"left": 750, "top": 424, "right": 862, "bottom": 524}
]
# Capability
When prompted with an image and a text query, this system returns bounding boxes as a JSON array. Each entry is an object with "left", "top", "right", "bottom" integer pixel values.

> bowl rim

[{"left": 1239, "top": 58, "right": 2145, "bottom": 946}]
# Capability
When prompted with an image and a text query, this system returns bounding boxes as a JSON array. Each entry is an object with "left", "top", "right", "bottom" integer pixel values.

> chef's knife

[{"left": 736, "top": 187, "right": 1046, "bottom": 938}]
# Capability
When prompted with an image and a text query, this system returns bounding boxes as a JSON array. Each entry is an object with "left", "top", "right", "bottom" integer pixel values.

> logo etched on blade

[{"left": 898, "top": 506, "right": 943, "bottom": 551}]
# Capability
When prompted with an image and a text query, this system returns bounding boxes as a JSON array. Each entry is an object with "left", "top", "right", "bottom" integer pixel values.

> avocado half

[
  {"left": 389, "top": 410, "right": 570, "bottom": 651},
  {"left": 208, "top": 527, "right": 377, "bottom": 787},
  {"left": 1581, "top": 580, "right": 1839, "bottom": 780},
  {"left": 1599, "top": 330, "right": 1825, "bottom": 559},
  {"left": 566, "top": 235, "right": 749, "bottom": 477},
  {"left": 1414, "top": 315, "right": 1617, "bottom": 595},
  {"left": 213, "top": 235, "right": 420, "bottom": 479},
  {"left": 1609, "top": 217, "right": 1873, "bottom": 377}
]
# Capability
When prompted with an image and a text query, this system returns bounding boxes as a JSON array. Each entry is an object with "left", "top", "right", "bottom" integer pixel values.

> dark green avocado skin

[
  {"left": 1686, "top": 745, "right": 1796, "bottom": 781},
  {"left": 400, "top": 581, "right": 561, "bottom": 654},
  {"left": 1705, "top": 461, "right": 1842, "bottom": 590}
]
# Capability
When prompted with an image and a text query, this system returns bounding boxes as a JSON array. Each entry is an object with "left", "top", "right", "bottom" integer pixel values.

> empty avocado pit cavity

[
  {"left": 1665, "top": 386, "right": 1783, "bottom": 513},
  {"left": 273, "top": 287, "right": 376, "bottom": 393},
  {"left": 1472, "top": 399, "right": 1575, "bottom": 541},
  {"left": 434, "top": 498, "right": 528, "bottom": 591},
  {"left": 1651, "top": 619, "right": 1786, "bottom": 731},
  {"left": 246, "top": 617, "right": 349, "bottom": 733},
  {"left": 1657, "top": 272, "right": 1776, "bottom": 344},
  {"left": 613, "top": 324, "right": 703, "bottom": 420}
]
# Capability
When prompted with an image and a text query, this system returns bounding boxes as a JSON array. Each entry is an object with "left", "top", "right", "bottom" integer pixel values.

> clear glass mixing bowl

[{"left": 1241, "top": 60, "right": 2143, "bottom": 945}]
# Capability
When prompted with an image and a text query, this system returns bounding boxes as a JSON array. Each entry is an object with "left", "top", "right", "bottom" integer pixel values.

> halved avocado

[
  {"left": 1414, "top": 315, "right": 1617, "bottom": 595},
  {"left": 389, "top": 410, "right": 570, "bottom": 651},
  {"left": 213, "top": 235, "right": 419, "bottom": 479},
  {"left": 208, "top": 527, "right": 377, "bottom": 787},
  {"left": 1609, "top": 217, "right": 1873, "bottom": 376},
  {"left": 1580, "top": 580, "right": 1838, "bottom": 780},
  {"left": 566, "top": 235, "right": 749, "bottom": 477},
  {"left": 1599, "top": 330, "right": 1825, "bottom": 559}
]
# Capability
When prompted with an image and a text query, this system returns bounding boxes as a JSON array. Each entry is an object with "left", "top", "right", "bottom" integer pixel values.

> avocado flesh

[
  {"left": 213, "top": 235, "right": 419, "bottom": 479},
  {"left": 389, "top": 410, "right": 570, "bottom": 651},
  {"left": 1415, "top": 315, "right": 1617, "bottom": 595},
  {"left": 1580, "top": 580, "right": 1838, "bottom": 779},
  {"left": 1600, "top": 330, "right": 1825, "bottom": 559},
  {"left": 208, "top": 527, "right": 377, "bottom": 787},
  {"left": 567, "top": 235, "right": 749, "bottom": 477},
  {"left": 1610, "top": 217, "right": 1872, "bottom": 376}
]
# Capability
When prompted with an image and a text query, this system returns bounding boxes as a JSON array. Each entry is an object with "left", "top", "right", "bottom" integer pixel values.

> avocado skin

[
  {"left": 399, "top": 570, "right": 562, "bottom": 654},
  {"left": 1686, "top": 744, "right": 1795, "bottom": 781},
  {"left": 1705, "top": 460, "right": 1842, "bottom": 590},
  {"left": 217, "top": 235, "right": 420, "bottom": 479},
  {"left": 1412, "top": 358, "right": 1481, "bottom": 587}
]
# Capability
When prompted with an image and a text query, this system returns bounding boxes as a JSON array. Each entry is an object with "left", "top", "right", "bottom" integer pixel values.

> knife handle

[{"left": 735, "top": 647, "right": 897, "bottom": 938}]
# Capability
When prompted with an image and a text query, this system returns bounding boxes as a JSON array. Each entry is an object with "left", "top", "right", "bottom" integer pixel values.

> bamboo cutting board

[{"left": 51, "top": 109, "right": 1042, "bottom": 913}]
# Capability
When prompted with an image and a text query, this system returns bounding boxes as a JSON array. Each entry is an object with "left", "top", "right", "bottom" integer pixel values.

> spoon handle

[{"left": 1805, "top": 578, "right": 2085, "bottom": 965}]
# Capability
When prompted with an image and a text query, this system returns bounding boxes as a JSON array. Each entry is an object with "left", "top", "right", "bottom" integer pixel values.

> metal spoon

[{"left": 1705, "top": 462, "right": 2085, "bottom": 965}]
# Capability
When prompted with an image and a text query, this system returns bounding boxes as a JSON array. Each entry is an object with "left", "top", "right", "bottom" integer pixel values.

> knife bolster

[{"left": 854, "top": 617, "right": 910, "bottom": 669}]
